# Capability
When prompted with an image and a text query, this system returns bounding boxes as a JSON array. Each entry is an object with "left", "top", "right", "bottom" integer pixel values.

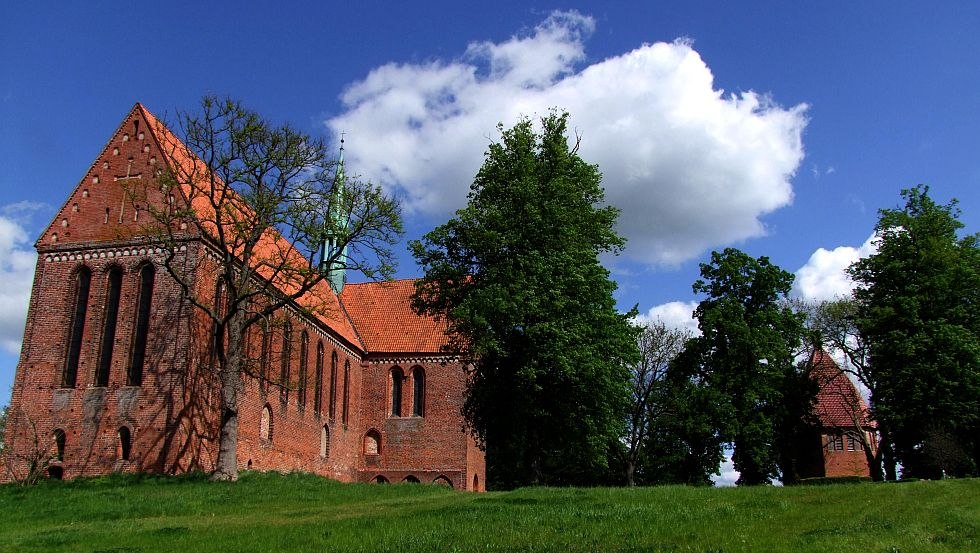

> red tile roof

[
  {"left": 340, "top": 279, "right": 451, "bottom": 354},
  {"left": 809, "top": 349, "right": 874, "bottom": 429},
  {"left": 139, "top": 103, "right": 362, "bottom": 348}
]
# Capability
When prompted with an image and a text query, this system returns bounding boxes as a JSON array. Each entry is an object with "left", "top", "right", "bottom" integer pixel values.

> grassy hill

[{"left": 0, "top": 472, "right": 976, "bottom": 552}]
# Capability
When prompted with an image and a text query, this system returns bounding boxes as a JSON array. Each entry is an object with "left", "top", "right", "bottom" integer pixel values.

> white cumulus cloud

[
  {"left": 793, "top": 234, "right": 877, "bottom": 301},
  {"left": 0, "top": 205, "right": 41, "bottom": 354},
  {"left": 328, "top": 10, "right": 808, "bottom": 266},
  {"left": 635, "top": 301, "right": 700, "bottom": 335}
]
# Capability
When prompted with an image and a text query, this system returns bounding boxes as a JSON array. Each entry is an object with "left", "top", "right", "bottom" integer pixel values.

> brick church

[{"left": 2, "top": 103, "right": 485, "bottom": 490}]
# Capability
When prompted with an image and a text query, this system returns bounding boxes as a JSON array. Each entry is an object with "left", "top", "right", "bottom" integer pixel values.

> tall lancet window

[
  {"left": 298, "top": 331, "right": 309, "bottom": 407},
  {"left": 96, "top": 267, "right": 123, "bottom": 387},
  {"left": 412, "top": 366, "right": 425, "bottom": 417},
  {"left": 314, "top": 341, "right": 324, "bottom": 415},
  {"left": 390, "top": 366, "right": 404, "bottom": 417},
  {"left": 63, "top": 267, "right": 92, "bottom": 387},
  {"left": 128, "top": 264, "right": 154, "bottom": 386}
]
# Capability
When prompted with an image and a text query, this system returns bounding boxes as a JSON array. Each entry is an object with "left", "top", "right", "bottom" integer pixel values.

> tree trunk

[
  {"left": 865, "top": 438, "right": 884, "bottom": 481},
  {"left": 626, "top": 460, "right": 636, "bottom": 487},
  {"left": 212, "top": 319, "right": 243, "bottom": 481}
]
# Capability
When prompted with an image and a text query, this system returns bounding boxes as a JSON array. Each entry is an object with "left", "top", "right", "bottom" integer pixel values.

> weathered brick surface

[{"left": 2, "top": 104, "right": 485, "bottom": 489}]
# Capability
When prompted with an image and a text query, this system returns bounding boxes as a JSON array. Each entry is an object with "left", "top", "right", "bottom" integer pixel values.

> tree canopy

[
  {"left": 849, "top": 185, "right": 980, "bottom": 478},
  {"left": 677, "top": 248, "right": 809, "bottom": 485},
  {"left": 411, "top": 111, "right": 638, "bottom": 488}
]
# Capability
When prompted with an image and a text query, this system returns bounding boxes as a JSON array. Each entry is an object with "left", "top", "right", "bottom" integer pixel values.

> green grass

[{"left": 1, "top": 472, "right": 977, "bottom": 552}]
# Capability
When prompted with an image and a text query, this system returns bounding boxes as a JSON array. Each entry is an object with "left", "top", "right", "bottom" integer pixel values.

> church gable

[{"left": 39, "top": 104, "right": 170, "bottom": 250}]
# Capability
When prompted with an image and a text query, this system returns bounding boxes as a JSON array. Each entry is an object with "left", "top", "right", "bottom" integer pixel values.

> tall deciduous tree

[
  {"left": 679, "top": 248, "right": 808, "bottom": 485},
  {"left": 621, "top": 321, "right": 691, "bottom": 486},
  {"left": 849, "top": 185, "right": 980, "bottom": 478},
  {"left": 411, "top": 111, "right": 638, "bottom": 488},
  {"left": 136, "top": 97, "right": 402, "bottom": 480}
]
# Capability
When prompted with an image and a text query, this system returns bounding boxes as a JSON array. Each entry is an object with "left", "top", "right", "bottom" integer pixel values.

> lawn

[{"left": 0, "top": 472, "right": 976, "bottom": 552}]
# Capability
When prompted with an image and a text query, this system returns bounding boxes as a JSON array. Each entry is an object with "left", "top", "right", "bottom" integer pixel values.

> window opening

[
  {"left": 390, "top": 367, "right": 404, "bottom": 417},
  {"left": 329, "top": 351, "right": 338, "bottom": 419},
  {"left": 52, "top": 429, "right": 66, "bottom": 461},
  {"left": 118, "top": 427, "right": 132, "bottom": 461},
  {"left": 64, "top": 268, "right": 91, "bottom": 387},
  {"left": 342, "top": 360, "right": 350, "bottom": 425},
  {"left": 95, "top": 267, "right": 123, "bottom": 386},
  {"left": 128, "top": 264, "right": 154, "bottom": 385},
  {"left": 260, "top": 405, "right": 273, "bottom": 441},
  {"left": 412, "top": 366, "right": 425, "bottom": 417},
  {"left": 314, "top": 342, "right": 324, "bottom": 415},
  {"left": 280, "top": 322, "right": 292, "bottom": 403},
  {"left": 298, "top": 331, "right": 309, "bottom": 407}
]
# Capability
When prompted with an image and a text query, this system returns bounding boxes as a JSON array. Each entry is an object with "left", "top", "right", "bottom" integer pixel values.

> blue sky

[{"left": 2, "top": 0, "right": 978, "bottom": 428}]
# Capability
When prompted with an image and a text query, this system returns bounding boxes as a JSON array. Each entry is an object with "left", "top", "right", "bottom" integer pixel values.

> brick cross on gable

[{"left": 114, "top": 160, "right": 142, "bottom": 223}]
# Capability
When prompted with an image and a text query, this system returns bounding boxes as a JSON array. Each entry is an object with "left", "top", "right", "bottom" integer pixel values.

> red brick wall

[
  {"left": 356, "top": 358, "right": 484, "bottom": 489},
  {"left": 3, "top": 104, "right": 485, "bottom": 489},
  {"left": 3, "top": 244, "right": 218, "bottom": 482}
]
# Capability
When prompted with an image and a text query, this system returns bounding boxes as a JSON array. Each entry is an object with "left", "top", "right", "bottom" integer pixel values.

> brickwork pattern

[{"left": 2, "top": 103, "right": 485, "bottom": 489}]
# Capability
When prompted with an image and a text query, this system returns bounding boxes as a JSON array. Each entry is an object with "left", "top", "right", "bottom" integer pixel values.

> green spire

[{"left": 322, "top": 136, "right": 349, "bottom": 293}]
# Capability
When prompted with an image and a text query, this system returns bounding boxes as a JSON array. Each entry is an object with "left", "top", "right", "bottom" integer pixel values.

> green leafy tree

[
  {"left": 137, "top": 97, "right": 402, "bottom": 481},
  {"left": 411, "top": 111, "right": 638, "bottom": 488},
  {"left": 849, "top": 185, "right": 980, "bottom": 478},
  {"left": 679, "top": 248, "right": 808, "bottom": 485},
  {"left": 635, "top": 360, "right": 727, "bottom": 486}
]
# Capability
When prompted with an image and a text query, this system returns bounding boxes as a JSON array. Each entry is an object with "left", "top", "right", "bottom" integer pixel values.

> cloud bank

[
  {"left": 0, "top": 203, "right": 42, "bottom": 354},
  {"left": 328, "top": 10, "right": 808, "bottom": 266},
  {"left": 793, "top": 234, "right": 878, "bottom": 301},
  {"left": 635, "top": 301, "right": 700, "bottom": 335}
]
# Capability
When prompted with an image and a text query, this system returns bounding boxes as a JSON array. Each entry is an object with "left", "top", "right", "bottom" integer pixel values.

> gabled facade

[{"left": 2, "top": 103, "right": 484, "bottom": 490}]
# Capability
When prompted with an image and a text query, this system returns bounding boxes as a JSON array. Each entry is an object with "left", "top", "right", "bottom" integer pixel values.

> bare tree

[
  {"left": 623, "top": 321, "right": 690, "bottom": 486},
  {"left": 131, "top": 97, "right": 402, "bottom": 480},
  {"left": 2, "top": 407, "right": 57, "bottom": 486}
]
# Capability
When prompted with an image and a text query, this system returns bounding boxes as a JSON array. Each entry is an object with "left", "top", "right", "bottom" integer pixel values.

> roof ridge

[{"left": 138, "top": 102, "right": 363, "bottom": 351}]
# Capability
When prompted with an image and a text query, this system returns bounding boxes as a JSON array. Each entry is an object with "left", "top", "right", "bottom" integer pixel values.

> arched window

[
  {"left": 403, "top": 475, "right": 420, "bottom": 484},
  {"left": 64, "top": 267, "right": 91, "bottom": 387},
  {"left": 320, "top": 424, "right": 330, "bottom": 458},
  {"left": 96, "top": 267, "right": 123, "bottom": 387},
  {"left": 259, "top": 321, "right": 270, "bottom": 392},
  {"left": 473, "top": 474, "right": 480, "bottom": 492},
  {"left": 314, "top": 341, "right": 324, "bottom": 415},
  {"left": 118, "top": 426, "right": 132, "bottom": 461},
  {"left": 298, "top": 331, "right": 309, "bottom": 407},
  {"left": 52, "top": 429, "right": 66, "bottom": 461},
  {"left": 260, "top": 404, "right": 273, "bottom": 442},
  {"left": 411, "top": 366, "right": 425, "bottom": 417},
  {"left": 210, "top": 278, "right": 227, "bottom": 369},
  {"left": 364, "top": 429, "right": 381, "bottom": 456},
  {"left": 279, "top": 321, "right": 292, "bottom": 403},
  {"left": 372, "top": 475, "right": 389, "bottom": 484},
  {"left": 390, "top": 367, "right": 404, "bottom": 417},
  {"left": 342, "top": 360, "right": 350, "bottom": 425},
  {"left": 329, "top": 351, "right": 338, "bottom": 420},
  {"left": 128, "top": 263, "right": 154, "bottom": 386}
]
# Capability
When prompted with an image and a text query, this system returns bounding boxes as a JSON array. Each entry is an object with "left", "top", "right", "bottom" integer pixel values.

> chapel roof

[
  {"left": 139, "top": 103, "right": 363, "bottom": 348},
  {"left": 340, "top": 278, "right": 451, "bottom": 355},
  {"left": 809, "top": 349, "right": 874, "bottom": 429}
]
